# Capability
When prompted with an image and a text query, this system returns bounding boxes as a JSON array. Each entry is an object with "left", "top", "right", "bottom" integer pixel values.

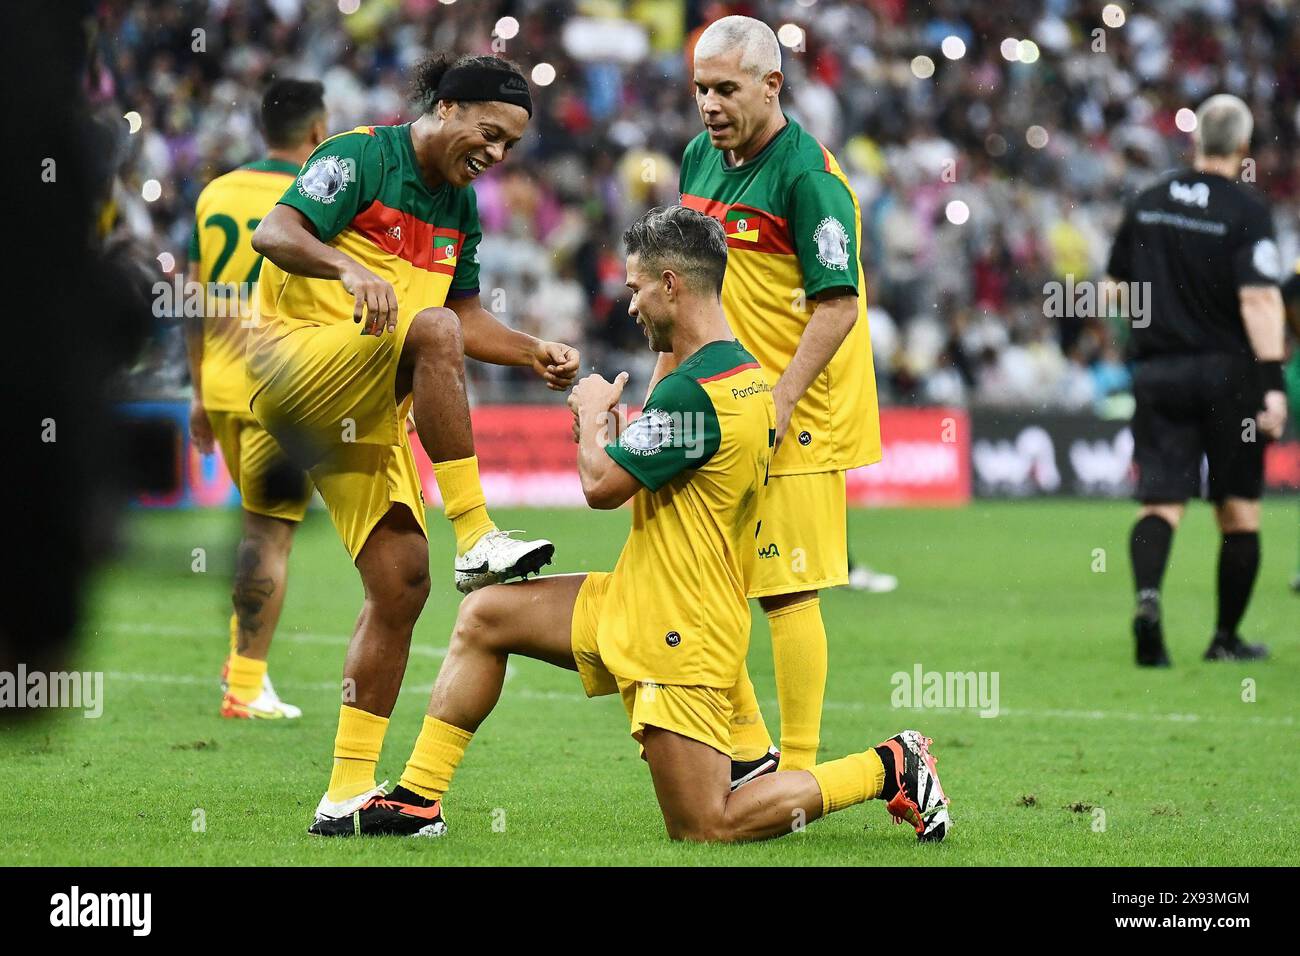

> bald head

[{"left": 1195, "top": 94, "right": 1253, "bottom": 160}]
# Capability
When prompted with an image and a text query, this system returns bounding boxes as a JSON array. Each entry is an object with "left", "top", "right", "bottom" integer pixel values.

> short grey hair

[
  {"left": 1195, "top": 94, "right": 1253, "bottom": 158},
  {"left": 694, "top": 15, "right": 781, "bottom": 81},
  {"left": 623, "top": 206, "right": 728, "bottom": 295}
]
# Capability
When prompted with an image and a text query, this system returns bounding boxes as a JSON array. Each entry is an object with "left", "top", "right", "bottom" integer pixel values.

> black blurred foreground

[{"left": 1, "top": 4, "right": 150, "bottom": 683}]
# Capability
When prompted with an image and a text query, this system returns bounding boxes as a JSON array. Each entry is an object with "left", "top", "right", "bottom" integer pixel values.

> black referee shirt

[{"left": 1107, "top": 169, "right": 1280, "bottom": 360}]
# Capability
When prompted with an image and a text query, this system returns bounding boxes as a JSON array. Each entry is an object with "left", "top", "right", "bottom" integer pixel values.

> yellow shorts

[
  {"left": 249, "top": 321, "right": 427, "bottom": 559},
  {"left": 306, "top": 437, "right": 428, "bottom": 560},
  {"left": 749, "top": 471, "right": 848, "bottom": 598},
  {"left": 207, "top": 410, "right": 312, "bottom": 522},
  {"left": 571, "top": 572, "right": 732, "bottom": 756}
]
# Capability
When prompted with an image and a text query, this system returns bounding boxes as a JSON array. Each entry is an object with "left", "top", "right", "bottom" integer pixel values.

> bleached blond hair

[{"left": 694, "top": 15, "right": 781, "bottom": 81}]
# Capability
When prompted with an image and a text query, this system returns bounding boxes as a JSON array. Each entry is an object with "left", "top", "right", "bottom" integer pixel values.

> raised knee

[
  {"left": 409, "top": 307, "right": 463, "bottom": 356},
  {"left": 451, "top": 587, "right": 507, "bottom": 652}
]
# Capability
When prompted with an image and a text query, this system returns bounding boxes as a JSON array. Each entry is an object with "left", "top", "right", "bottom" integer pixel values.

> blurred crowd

[{"left": 91, "top": 0, "right": 1300, "bottom": 412}]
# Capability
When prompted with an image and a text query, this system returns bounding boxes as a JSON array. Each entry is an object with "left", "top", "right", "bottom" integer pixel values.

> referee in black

[{"left": 1107, "top": 94, "right": 1289, "bottom": 667}]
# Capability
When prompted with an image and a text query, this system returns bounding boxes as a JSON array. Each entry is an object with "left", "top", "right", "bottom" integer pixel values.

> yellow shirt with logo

[
  {"left": 597, "top": 340, "right": 775, "bottom": 688},
  {"left": 680, "top": 118, "right": 881, "bottom": 475}
]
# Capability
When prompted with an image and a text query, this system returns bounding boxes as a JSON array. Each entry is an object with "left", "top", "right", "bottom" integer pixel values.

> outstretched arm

[{"left": 444, "top": 293, "right": 579, "bottom": 391}]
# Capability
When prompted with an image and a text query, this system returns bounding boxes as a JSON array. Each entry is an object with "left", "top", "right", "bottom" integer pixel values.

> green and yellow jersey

[
  {"left": 189, "top": 158, "right": 299, "bottom": 412},
  {"left": 680, "top": 118, "right": 880, "bottom": 475},
  {"left": 254, "top": 124, "right": 480, "bottom": 348},
  {"left": 598, "top": 340, "right": 775, "bottom": 688}
]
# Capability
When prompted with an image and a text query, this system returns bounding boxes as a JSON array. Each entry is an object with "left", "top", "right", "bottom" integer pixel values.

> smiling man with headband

[{"left": 249, "top": 52, "right": 579, "bottom": 832}]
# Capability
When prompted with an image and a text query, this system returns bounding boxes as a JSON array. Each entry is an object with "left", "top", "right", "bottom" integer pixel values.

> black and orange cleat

[
  {"left": 729, "top": 746, "right": 780, "bottom": 791},
  {"left": 308, "top": 787, "right": 448, "bottom": 838},
  {"left": 874, "top": 730, "right": 951, "bottom": 843}
]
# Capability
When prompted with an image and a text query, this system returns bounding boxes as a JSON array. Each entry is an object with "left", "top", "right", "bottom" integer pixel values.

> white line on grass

[
  {"left": 96, "top": 620, "right": 1294, "bottom": 728},
  {"left": 100, "top": 669, "right": 1295, "bottom": 728}
]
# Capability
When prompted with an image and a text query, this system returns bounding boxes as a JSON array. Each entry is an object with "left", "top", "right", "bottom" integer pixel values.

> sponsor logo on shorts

[
  {"left": 757, "top": 543, "right": 780, "bottom": 559},
  {"left": 664, "top": 631, "right": 681, "bottom": 647},
  {"left": 798, "top": 430, "right": 812, "bottom": 446}
]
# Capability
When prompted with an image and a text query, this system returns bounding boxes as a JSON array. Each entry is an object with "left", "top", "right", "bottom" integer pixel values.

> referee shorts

[{"left": 1131, "top": 352, "right": 1266, "bottom": 503}]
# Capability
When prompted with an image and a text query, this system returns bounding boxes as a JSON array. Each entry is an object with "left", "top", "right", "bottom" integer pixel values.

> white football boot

[
  {"left": 454, "top": 529, "right": 555, "bottom": 593},
  {"left": 847, "top": 564, "right": 899, "bottom": 593},
  {"left": 259, "top": 674, "right": 301, "bottom": 719},
  {"left": 219, "top": 666, "right": 302, "bottom": 719},
  {"left": 311, "top": 782, "right": 389, "bottom": 825}
]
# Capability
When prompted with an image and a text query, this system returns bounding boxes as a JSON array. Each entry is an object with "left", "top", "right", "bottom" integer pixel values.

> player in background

[
  {"left": 1107, "top": 94, "right": 1288, "bottom": 666},
  {"left": 675, "top": 16, "right": 883, "bottom": 777},
  {"left": 307, "top": 206, "right": 951, "bottom": 843},
  {"left": 185, "top": 79, "right": 325, "bottom": 719},
  {"left": 1280, "top": 266, "right": 1300, "bottom": 592},
  {"left": 249, "top": 54, "right": 579, "bottom": 825}
]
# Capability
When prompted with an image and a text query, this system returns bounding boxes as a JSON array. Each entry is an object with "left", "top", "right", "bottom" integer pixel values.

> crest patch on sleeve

[
  {"left": 813, "top": 216, "right": 850, "bottom": 270},
  {"left": 298, "top": 156, "right": 348, "bottom": 204},
  {"left": 619, "top": 409, "right": 675, "bottom": 456}
]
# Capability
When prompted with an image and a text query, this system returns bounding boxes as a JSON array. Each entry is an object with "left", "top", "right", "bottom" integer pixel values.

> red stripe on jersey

[
  {"left": 725, "top": 204, "right": 794, "bottom": 255},
  {"left": 682, "top": 196, "right": 794, "bottom": 255},
  {"left": 682, "top": 193, "right": 728, "bottom": 219},
  {"left": 350, "top": 201, "right": 464, "bottom": 275},
  {"left": 697, "top": 361, "right": 761, "bottom": 384}
]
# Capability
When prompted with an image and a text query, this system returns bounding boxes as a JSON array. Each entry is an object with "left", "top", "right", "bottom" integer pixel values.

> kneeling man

[{"left": 310, "top": 206, "right": 950, "bottom": 842}]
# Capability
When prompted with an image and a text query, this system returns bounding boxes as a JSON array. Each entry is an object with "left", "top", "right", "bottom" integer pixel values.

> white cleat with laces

[
  {"left": 454, "top": 529, "right": 555, "bottom": 594},
  {"left": 312, "top": 782, "right": 389, "bottom": 825}
]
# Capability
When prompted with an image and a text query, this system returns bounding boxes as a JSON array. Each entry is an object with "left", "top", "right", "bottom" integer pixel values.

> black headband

[{"left": 435, "top": 65, "right": 533, "bottom": 117}]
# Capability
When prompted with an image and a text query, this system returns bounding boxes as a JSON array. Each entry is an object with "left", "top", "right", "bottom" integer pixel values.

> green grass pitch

[{"left": 1, "top": 500, "right": 1296, "bottom": 865}]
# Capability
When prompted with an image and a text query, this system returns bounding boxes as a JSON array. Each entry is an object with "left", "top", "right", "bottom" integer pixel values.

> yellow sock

[
  {"left": 808, "top": 749, "right": 885, "bottom": 815},
  {"left": 432, "top": 455, "right": 496, "bottom": 554},
  {"left": 768, "top": 597, "right": 826, "bottom": 770},
  {"left": 327, "top": 705, "right": 390, "bottom": 802},
  {"left": 228, "top": 612, "right": 239, "bottom": 655},
  {"left": 400, "top": 715, "right": 473, "bottom": 801},
  {"left": 726, "top": 662, "right": 774, "bottom": 761},
  {"left": 226, "top": 652, "right": 267, "bottom": 703}
]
